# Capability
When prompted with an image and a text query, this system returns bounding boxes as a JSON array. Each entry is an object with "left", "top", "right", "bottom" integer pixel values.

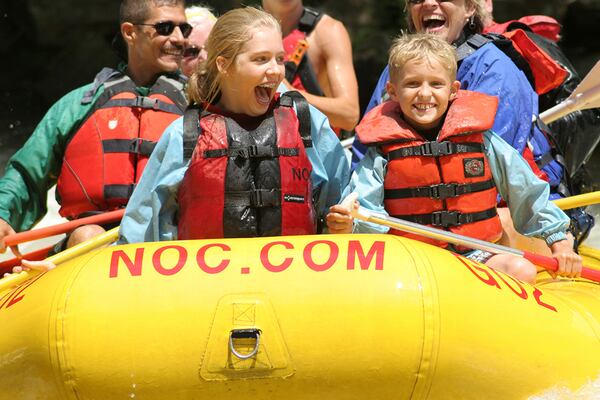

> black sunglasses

[
  {"left": 407, "top": 0, "right": 453, "bottom": 4},
  {"left": 183, "top": 46, "right": 204, "bottom": 58},
  {"left": 134, "top": 21, "right": 193, "bottom": 38}
]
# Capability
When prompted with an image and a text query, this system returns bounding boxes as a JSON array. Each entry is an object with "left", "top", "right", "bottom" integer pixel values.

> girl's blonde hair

[
  {"left": 405, "top": 0, "right": 490, "bottom": 36},
  {"left": 187, "top": 7, "right": 281, "bottom": 106},
  {"left": 388, "top": 33, "right": 457, "bottom": 82}
]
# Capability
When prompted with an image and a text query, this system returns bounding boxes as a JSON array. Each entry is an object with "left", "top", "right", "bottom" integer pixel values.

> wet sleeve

[
  {"left": 118, "top": 118, "right": 188, "bottom": 244},
  {"left": 348, "top": 147, "right": 390, "bottom": 234},
  {"left": 0, "top": 85, "right": 94, "bottom": 231},
  {"left": 485, "top": 131, "right": 569, "bottom": 245},
  {"left": 305, "top": 104, "right": 350, "bottom": 227}
]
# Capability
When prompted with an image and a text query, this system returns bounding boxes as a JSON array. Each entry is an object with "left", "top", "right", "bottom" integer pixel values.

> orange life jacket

[
  {"left": 356, "top": 91, "right": 503, "bottom": 249},
  {"left": 56, "top": 70, "right": 187, "bottom": 219},
  {"left": 177, "top": 92, "right": 316, "bottom": 239}
]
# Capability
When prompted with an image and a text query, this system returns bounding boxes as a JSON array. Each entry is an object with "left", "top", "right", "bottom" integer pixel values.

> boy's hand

[
  {"left": 549, "top": 239, "right": 582, "bottom": 279},
  {"left": 326, "top": 201, "right": 358, "bottom": 234}
]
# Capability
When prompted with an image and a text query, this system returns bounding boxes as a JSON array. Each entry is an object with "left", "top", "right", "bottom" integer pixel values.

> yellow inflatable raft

[{"left": 1, "top": 234, "right": 599, "bottom": 399}]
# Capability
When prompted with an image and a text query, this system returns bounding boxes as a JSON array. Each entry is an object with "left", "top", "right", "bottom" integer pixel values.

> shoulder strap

[
  {"left": 280, "top": 91, "right": 312, "bottom": 148},
  {"left": 81, "top": 67, "right": 123, "bottom": 105},
  {"left": 457, "top": 33, "right": 536, "bottom": 92},
  {"left": 149, "top": 74, "right": 188, "bottom": 113},
  {"left": 183, "top": 106, "right": 202, "bottom": 161},
  {"left": 298, "top": 7, "right": 323, "bottom": 34}
]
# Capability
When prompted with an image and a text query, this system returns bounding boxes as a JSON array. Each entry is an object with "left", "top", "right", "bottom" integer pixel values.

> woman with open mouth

[
  {"left": 117, "top": 7, "right": 349, "bottom": 243},
  {"left": 350, "top": 0, "right": 591, "bottom": 256}
]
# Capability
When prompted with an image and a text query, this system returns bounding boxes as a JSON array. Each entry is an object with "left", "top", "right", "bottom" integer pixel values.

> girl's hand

[{"left": 326, "top": 201, "right": 358, "bottom": 234}]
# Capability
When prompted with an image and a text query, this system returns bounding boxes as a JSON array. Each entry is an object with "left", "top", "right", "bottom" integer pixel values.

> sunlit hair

[
  {"left": 388, "top": 33, "right": 457, "bottom": 82},
  {"left": 185, "top": 4, "right": 217, "bottom": 27},
  {"left": 187, "top": 7, "right": 281, "bottom": 106},
  {"left": 405, "top": 0, "right": 490, "bottom": 36},
  {"left": 120, "top": 0, "right": 185, "bottom": 24}
]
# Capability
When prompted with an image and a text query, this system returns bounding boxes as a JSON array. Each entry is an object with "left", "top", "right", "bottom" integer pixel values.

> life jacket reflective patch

[
  {"left": 56, "top": 71, "right": 186, "bottom": 219},
  {"left": 356, "top": 91, "right": 503, "bottom": 249},
  {"left": 177, "top": 92, "right": 316, "bottom": 239}
]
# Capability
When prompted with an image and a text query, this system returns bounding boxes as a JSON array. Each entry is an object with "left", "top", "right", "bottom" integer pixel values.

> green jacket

[{"left": 0, "top": 68, "right": 185, "bottom": 231}]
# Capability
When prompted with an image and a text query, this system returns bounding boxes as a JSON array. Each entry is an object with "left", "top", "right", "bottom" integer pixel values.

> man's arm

[{"left": 297, "top": 16, "right": 359, "bottom": 131}]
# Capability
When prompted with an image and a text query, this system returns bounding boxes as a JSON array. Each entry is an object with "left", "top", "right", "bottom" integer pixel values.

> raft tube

[{"left": 0, "top": 234, "right": 599, "bottom": 399}]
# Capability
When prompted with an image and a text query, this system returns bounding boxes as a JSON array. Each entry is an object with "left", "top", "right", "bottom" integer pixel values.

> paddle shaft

[
  {"left": 4, "top": 209, "right": 124, "bottom": 247},
  {"left": 539, "top": 84, "right": 600, "bottom": 124},
  {"left": 353, "top": 209, "right": 600, "bottom": 283},
  {"left": 0, "top": 227, "right": 120, "bottom": 295}
]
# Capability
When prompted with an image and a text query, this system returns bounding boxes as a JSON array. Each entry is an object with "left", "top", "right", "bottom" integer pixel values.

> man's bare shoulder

[{"left": 312, "top": 14, "right": 351, "bottom": 47}]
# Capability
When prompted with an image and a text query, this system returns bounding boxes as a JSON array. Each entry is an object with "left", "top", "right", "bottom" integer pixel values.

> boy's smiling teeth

[{"left": 414, "top": 103, "right": 436, "bottom": 110}]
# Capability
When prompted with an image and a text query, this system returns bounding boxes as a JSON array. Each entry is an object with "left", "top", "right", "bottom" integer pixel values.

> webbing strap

[
  {"left": 104, "top": 184, "right": 135, "bottom": 200},
  {"left": 101, "top": 97, "right": 182, "bottom": 114},
  {"left": 387, "top": 142, "right": 484, "bottom": 159},
  {"left": 385, "top": 179, "right": 495, "bottom": 200},
  {"left": 204, "top": 146, "right": 299, "bottom": 159},
  {"left": 280, "top": 91, "right": 312, "bottom": 148},
  {"left": 394, "top": 208, "right": 497, "bottom": 228},
  {"left": 225, "top": 189, "right": 282, "bottom": 208},
  {"left": 102, "top": 139, "right": 156, "bottom": 156},
  {"left": 183, "top": 107, "right": 201, "bottom": 161},
  {"left": 81, "top": 68, "right": 122, "bottom": 104}
]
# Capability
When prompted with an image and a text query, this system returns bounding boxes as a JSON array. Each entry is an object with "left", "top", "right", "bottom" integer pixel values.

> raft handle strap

[{"left": 229, "top": 328, "right": 262, "bottom": 360}]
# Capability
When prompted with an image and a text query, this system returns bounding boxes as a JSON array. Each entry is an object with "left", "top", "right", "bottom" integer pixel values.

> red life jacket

[
  {"left": 356, "top": 91, "right": 503, "bottom": 249},
  {"left": 484, "top": 15, "right": 561, "bottom": 43},
  {"left": 56, "top": 69, "right": 187, "bottom": 219},
  {"left": 177, "top": 92, "right": 316, "bottom": 239},
  {"left": 457, "top": 30, "right": 567, "bottom": 95},
  {"left": 283, "top": 7, "right": 324, "bottom": 97}
]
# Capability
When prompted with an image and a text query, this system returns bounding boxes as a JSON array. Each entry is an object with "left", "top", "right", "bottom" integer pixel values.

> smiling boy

[{"left": 326, "top": 33, "right": 581, "bottom": 284}]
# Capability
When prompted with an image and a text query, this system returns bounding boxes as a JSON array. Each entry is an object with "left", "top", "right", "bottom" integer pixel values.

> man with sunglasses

[
  {"left": 181, "top": 5, "right": 216, "bottom": 77},
  {"left": 0, "top": 0, "right": 190, "bottom": 258}
]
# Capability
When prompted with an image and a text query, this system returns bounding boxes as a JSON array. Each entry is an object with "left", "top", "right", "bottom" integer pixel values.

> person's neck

[
  {"left": 271, "top": 3, "right": 304, "bottom": 37},
  {"left": 127, "top": 61, "right": 161, "bottom": 87}
]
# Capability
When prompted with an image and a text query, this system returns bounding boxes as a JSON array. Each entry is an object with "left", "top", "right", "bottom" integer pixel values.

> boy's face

[{"left": 386, "top": 58, "right": 460, "bottom": 130}]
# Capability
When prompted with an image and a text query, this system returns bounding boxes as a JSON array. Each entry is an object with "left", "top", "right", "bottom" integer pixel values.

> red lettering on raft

[
  {"left": 453, "top": 254, "right": 557, "bottom": 312},
  {"left": 347, "top": 240, "right": 385, "bottom": 271},
  {"left": 153, "top": 246, "right": 187, "bottom": 276},
  {"left": 303, "top": 240, "right": 339, "bottom": 272},
  {"left": 453, "top": 255, "right": 501, "bottom": 289},
  {"left": 110, "top": 248, "right": 144, "bottom": 277},
  {"left": 196, "top": 243, "right": 231, "bottom": 274},
  {"left": 261, "top": 241, "right": 294, "bottom": 272}
]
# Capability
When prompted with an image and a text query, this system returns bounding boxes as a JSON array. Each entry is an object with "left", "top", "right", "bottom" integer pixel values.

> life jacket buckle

[
  {"left": 431, "top": 183, "right": 458, "bottom": 200},
  {"left": 422, "top": 141, "right": 453, "bottom": 156},
  {"left": 431, "top": 210, "right": 460, "bottom": 227}
]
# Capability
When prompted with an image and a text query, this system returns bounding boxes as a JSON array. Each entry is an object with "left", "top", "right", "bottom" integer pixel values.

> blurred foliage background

[{"left": 1, "top": 0, "right": 599, "bottom": 170}]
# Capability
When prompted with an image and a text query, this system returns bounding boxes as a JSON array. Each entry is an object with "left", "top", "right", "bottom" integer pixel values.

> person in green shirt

[{"left": 0, "top": 0, "right": 190, "bottom": 257}]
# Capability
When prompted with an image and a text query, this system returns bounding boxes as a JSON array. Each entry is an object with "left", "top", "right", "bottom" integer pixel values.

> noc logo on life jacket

[
  {"left": 463, "top": 157, "right": 485, "bottom": 178},
  {"left": 292, "top": 167, "right": 311, "bottom": 181}
]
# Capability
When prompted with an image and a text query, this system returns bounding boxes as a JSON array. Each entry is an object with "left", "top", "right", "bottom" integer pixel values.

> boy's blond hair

[{"left": 388, "top": 33, "right": 458, "bottom": 82}]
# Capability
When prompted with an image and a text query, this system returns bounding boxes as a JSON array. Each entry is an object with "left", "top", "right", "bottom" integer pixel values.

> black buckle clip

[
  {"left": 134, "top": 96, "right": 159, "bottom": 110},
  {"left": 251, "top": 190, "right": 264, "bottom": 207},
  {"left": 129, "top": 138, "right": 142, "bottom": 153},
  {"left": 422, "top": 141, "right": 453, "bottom": 156},
  {"left": 430, "top": 183, "right": 459, "bottom": 200},
  {"left": 431, "top": 211, "right": 461, "bottom": 227}
]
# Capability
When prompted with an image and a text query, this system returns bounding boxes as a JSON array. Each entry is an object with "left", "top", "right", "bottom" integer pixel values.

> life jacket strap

[
  {"left": 387, "top": 141, "right": 484, "bottom": 158},
  {"left": 385, "top": 179, "right": 495, "bottom": 200},
  {"left": 394, "top": 208, "right": 497, "bottom": 228},
  {"left": 102, "top": 138, "right": 156, "bottom": 156},
  {"left": 204, "top": 145, "right": 299, "bottom": 159},
  {"left": 225, "top": 189, "right": 282, "bottom": 208}
]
